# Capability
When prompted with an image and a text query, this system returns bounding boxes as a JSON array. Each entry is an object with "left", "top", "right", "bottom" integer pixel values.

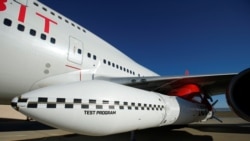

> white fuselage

[{"left": 0, "top": 0, "right": 157, "bottom": 104}]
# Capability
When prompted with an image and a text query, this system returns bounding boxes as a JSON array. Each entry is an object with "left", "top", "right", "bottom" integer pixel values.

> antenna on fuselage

[{"left": 185, "top": 69, "right": 189, "bottom": 76}]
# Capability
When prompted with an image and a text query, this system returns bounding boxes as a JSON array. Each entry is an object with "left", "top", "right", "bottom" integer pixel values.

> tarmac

[{"left": 1, "top": 105, "right": 250, "bottom": 141}]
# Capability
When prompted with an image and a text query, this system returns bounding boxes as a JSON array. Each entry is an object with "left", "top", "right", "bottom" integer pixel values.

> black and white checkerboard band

[{"left": 15, "top": 97, "right": 165, "bottom": 111}]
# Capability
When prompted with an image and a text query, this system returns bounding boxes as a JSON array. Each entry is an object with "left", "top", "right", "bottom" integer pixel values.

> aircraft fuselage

[{"left": 0, "top": 0, "right": 157, "bottom": 104}]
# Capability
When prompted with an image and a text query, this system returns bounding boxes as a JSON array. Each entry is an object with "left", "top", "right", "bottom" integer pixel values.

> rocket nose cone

[{"left": 11, "top": 97, "right": 19, "bottom": 110}]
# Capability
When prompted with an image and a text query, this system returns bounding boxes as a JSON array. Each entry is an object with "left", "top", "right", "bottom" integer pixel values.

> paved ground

[{"left": 1, "top": 105, "right": 250, "bottom": 141}]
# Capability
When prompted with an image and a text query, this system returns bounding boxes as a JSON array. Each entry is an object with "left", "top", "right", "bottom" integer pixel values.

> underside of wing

[{"left": 105, "top": 73, "right": 237, "bottom": 96}]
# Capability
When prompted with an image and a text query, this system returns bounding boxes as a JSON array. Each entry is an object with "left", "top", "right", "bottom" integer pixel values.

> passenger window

[
  {"left": 42, "top": 7, "right": 47, "bottom": 11},
  {"left": 50, "top": 38, "right": 56, "bottom": 44},
  {"left": 4, "top": 18, "right": 12, "bottom": 26},
  {"left": 41, "top": 33, "right": 46, "bottom": 40},
  {"left": 87, "top": 53, "right": 91, "bottom": 58},
  {"left": 33, "top": 2, "right": 39, "bottom": 7},
  {"left": 77, "top": 49, "right": 82, "bottom": 54},
  {"left": 17, "top": 24, "right": 25, "bottom": 31},
  {"left": 51, "top": 12, "right": 55, "bottom": 16},
  {"left": 30, "top": 29, "right": 36, "bottom": 36}
]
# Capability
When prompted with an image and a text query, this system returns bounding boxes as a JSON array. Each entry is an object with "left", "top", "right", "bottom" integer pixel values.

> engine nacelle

[
  {"left": 226, "top": 68, "right": 250, "bottom": 122},
  {"left": 11, "top": 80, "right": 209, "bottom": 136}
]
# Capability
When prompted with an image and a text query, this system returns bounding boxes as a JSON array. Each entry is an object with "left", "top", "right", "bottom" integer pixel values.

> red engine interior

[
  {"left": 168, "top": 84, "right": 200, "bottom": 98},
  {"left": 168, "top": 84, "right": 212, "bottom": 110}
]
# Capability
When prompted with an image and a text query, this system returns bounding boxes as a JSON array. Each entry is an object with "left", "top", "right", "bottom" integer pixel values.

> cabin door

[{"left": 68, "top": 37, "right": 83, "bottom": 65}]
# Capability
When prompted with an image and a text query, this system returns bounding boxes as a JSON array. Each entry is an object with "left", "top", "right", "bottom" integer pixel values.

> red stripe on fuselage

[
  {"left": 18, "top": 5, "right": 26, "bottom": 23},
  {"left": 36, "top": 12, "right": 57, "bottom": 33},
  {"left": 0, "top": 0, "right": 7, "bottom": 11}
]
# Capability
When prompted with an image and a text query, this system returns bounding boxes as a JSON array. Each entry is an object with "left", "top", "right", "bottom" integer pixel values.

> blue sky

[{"left": 39, "top": 0, "right": 250, "bottom": 108}]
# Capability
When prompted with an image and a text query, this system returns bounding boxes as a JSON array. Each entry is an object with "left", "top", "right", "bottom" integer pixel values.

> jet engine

[
  {"left": 11, "top": 80, "right": 209, "bottom": 136},
  {"left": 226, "top": 68, "right": 250, "bottom": 122}
]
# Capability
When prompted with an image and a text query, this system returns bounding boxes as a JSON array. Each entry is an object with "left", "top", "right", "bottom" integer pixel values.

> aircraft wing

[{"left": 105, "top": 73, "right": 237, "bottom": 96}]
